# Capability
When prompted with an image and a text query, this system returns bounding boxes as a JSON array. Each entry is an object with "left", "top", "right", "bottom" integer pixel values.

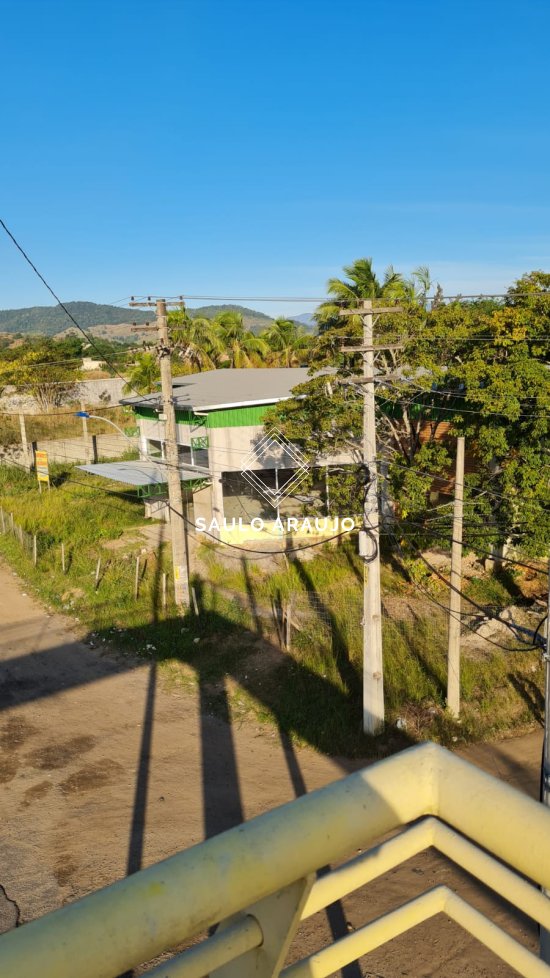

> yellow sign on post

[{"left": 35, "top": 450, "right": 50, "bottom": 490}]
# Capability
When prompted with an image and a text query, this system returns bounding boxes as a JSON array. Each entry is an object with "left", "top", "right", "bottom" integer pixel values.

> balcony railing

[{"left": 1, "top": 742, "right": 550, "bottom": 977}]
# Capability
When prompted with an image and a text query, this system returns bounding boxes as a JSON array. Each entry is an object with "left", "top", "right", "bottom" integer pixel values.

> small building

[{"left": 80, "top": 367, "right": 352, "bottom": 544}]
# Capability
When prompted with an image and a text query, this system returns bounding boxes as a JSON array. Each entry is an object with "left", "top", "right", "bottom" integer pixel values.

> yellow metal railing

[{"left": 1, "top": 742, "right": 550, "bottom": 978}]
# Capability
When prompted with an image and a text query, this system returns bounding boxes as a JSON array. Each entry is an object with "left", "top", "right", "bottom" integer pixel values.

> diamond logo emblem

[{"left": 240, "top": 428, "right": 309, "bottom": 510}]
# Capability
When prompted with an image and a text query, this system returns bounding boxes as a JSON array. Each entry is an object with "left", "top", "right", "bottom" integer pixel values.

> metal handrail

[{"left": 1, "top": 742, "right": 550, "bottom": 978}]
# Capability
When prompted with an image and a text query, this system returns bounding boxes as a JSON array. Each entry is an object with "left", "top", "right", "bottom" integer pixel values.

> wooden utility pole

[
  {"left": 129, "top": 298, "right": 190, "bottom": 608},
  {"left": 447, "top": 435, "right": 465, "bottom": 717},
  {"left": 341, "top": 300, "right": 403, "bottom": 735}
]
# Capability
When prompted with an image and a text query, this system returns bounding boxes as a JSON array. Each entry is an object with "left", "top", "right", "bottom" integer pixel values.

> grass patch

[
  {"left": 0, "top": 406, "right": 133, "bottom": 446},
  {"left": 0, "top": 464, "right": 542, "bottom": 758}
]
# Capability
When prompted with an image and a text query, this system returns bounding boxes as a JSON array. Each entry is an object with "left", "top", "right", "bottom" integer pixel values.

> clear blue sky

[{"left": 1, "top": 0, "right": 549, "bottom": 317}]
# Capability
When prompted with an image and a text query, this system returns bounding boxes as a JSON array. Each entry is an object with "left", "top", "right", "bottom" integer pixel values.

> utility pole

[
  {"left": 447, "top": 435, "right": 465, "bottom": 718},
  {"left": 79, "top": 400, "right": 92, "bottom": 463},
  {"left": 129, "top": 298, "right": 190, "bottom": 608},
  {"left": 341, "top": 300, "right": 403, "bottom": 735},
  {"left": 18, "top": 413, "right": 31, "bottom": 470},
  {"left": 540, "top": 562, "right": 550, "bottom": 963}
]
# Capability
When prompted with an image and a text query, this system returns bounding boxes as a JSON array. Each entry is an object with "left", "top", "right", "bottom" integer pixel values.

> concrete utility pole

[
  {"left": 156, "top": 298, "right": 190, "bottom": 607},
  {"left": 541, "top": 562, "right": 550, "bottom": 963},
  {"left": 341, "top": 300, "right": 403, "bottom": 735},
  {"left": 18, "top": 413, "right": 31, "bottom": 470},
  {"left": 129, "top": 298, "right": 190, "bottom": 608},
  {"left": 447, "top": 435, "right": 465, "bottom": 718},
  {"left": 79, "top": 400, "right": 92, "bottom": 463}
]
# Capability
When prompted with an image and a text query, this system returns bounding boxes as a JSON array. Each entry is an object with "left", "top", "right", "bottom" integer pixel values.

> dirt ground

[{"left": 0, "top": 557, "right": 545, "bottom": 977}]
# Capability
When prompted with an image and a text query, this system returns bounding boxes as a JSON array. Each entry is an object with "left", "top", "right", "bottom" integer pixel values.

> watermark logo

[{"left": 240, "top": 427, "right": 310, "bottom": 510}]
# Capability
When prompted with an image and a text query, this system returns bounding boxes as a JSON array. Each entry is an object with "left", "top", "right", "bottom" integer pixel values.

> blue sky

[{"left": 1, "top": 0, "right": 549, "bottom": 317}]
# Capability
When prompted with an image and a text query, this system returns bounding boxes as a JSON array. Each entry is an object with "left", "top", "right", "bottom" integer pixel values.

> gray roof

[
  {"left": 121, "top": 367, "right": 320, "bottom": 413},
  {"left": 77, "top": 460, "right": 210, "bottom": 487}
]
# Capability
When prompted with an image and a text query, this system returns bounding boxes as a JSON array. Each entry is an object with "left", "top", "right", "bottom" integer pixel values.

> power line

[
  {"left": 2, "top": 451, "right": 546, "bottom": 576},
  {"left": 0, "top": 218, "right": 145, "bottom": 401},
  {"left": 378, "top": 454, "right": 545, "bottom": 506},
  {"left": 126, "top": 289, "right": 550, "bottom": 304},
  {"left": 385, "top": 523, "right": 544, "bottom": 652},
  {"left": 0, "top": 404, "right": 129, "bottom": 418},
  {"left": 0, "top": 353, "right": 132, "bottom": 370},
  {"left": 328, "top": 333, "right": 550, "bottom": 342},
  {"left": 378, "top": 379, "right": 549, "bottom": 421}
]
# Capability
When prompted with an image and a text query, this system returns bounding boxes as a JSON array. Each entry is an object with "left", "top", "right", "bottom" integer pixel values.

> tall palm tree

[
  {"left": 261, "top": 317, "right": 311, "bottom": 366},
  {"left": 168, "top": 310, "right": 224, "bottom": 372},
  {"left": 123, "top": 352, "right": 160, "bottom": 394},
  {"left": 214, "top": 311, "right": 268, "bottom": 367},
  {"left": 315, "top": 257, "right": 432, "bottom": 332},
  {"left": 402, "top": 265, "right": 432, "bottom": 307}
]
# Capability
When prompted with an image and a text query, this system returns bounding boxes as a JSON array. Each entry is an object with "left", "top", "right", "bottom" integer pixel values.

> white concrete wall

[
  {"left": 207, "top": 425, "right": 299, "bottom": 474},
  {"left": 0, "top": 433, "right": 131, "bottom": 467},
  {"left": 137, "top": 416, "right": 355, "bottom": 476},
  {"left": 0, "top": 378, "right": 127, "bottom": 413},
  {"left": 138, "top": 417, "right": 208, "bottom": 450}
]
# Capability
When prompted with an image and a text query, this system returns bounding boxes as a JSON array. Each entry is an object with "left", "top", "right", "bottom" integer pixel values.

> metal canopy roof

[{"left": 77, "top": 460, "right": 210, "bottom": 487}]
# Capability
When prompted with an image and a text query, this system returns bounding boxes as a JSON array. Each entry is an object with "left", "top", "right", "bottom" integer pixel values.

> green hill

[
  {"left": 187, "top": 303, "right": 273, "bottom": 333},
  {"left": 0, "top": 301, "right": 274, "bottom": 337},
  {"left": 0, "top": 302, "right": 151, "bottom": 336}
]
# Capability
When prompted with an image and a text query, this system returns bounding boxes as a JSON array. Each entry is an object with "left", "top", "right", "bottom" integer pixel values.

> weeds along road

[{"left": 0, "top": 556, "right": 544, "bottom": 976}]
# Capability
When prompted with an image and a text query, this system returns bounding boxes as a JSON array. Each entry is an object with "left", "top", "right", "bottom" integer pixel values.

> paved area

[{"left": 0, "top": 558, "right": 545, "bottom": 976}]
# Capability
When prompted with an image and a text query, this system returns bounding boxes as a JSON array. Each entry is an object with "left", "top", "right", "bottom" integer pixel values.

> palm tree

[
  {"left": 316, "top": 257, "right": 433, "bottom": 332},
  {"left": 123, "top": 352, "right": 160, "bottom": 394},
  {"left": 261, "top": 317, "right": 311, "bottom": 366},
  {"left": 168, "top": 310, "right": 224, "bottom": 372},
  {"left": 214, "top": 311, "right": 268, "bottom": 367},
  {"left": 402, "top": 265, "right": 432, "bottom": 307}
]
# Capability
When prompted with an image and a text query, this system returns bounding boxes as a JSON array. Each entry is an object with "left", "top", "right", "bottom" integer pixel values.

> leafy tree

[
  {"left": 55, "top": 335, "right": 85, "bottom": 359},
  {"left": 267, "top": 261, "right": 550, "bottom": 557},
  {"left": 0, "top": 342, "right": 82, "bottom": 409}
]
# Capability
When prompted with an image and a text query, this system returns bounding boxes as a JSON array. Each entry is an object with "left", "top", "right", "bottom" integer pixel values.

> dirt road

[{"left": 0, "top": 558, "right": 544, "bottom": 976}]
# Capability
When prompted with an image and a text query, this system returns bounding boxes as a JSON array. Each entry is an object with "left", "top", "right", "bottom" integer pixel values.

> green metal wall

[
  {"left": 203, "top": 404, "right": 270, "bottom": 428},
  {"left": 134, "top": 403, "right": 270, "bottom": 428}
]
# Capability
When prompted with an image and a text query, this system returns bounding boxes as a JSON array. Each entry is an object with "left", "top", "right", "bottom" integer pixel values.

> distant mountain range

[
  {"left": 0, "top": 301, "right": 317, "bottom": 339},
  {"left": 186, "top": 303, "right": 273, "bottom": 333},
  {"left": 291, "top": 312, "right": 316, "bottom": 329},
  {"left": 0, "top": 301, "right": 151, "bottom": 336}
]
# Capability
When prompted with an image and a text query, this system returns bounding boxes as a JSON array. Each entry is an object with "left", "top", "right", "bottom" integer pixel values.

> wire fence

[{"left": 0, "top": 503, "right": 544, "bottom": 663}]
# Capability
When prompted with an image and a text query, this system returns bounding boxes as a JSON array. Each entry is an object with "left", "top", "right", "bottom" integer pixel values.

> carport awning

[{"left": 77, "top": 460, "right": 210, "bottom": 487}]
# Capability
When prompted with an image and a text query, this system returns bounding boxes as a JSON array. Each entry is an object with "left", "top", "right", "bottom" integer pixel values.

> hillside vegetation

[
  {"left": 0, "top": 301, "right": 278, "bottom": 338},
  {"left": 0, "top": 301, "right": 151, "bottom": 336}
]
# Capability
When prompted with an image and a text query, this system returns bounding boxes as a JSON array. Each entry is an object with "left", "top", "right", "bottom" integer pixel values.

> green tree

[
  {"left": 123, "top": 352, "right": 160, "bottom": 395},
  {"left": 0, "top": 342, "right": 82, "bottom": 409},
  {"left": 315, "top": 257, "right": 431, "bottom": 333},
  {"left": 168, "top": 308, "right": 225, "bottom": 372},
  {"left": 260, "top": 317, "right": 312, "bottom": 366},
  {"left": 267, "top": 262, "right": 550, "bottom": 557},
  {"left": 214, "top": 311, "right": 268, "bottom": 367}
]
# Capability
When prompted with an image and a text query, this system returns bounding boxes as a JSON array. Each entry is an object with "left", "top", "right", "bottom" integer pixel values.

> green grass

[
  {"left": 0, "top": 464, "right": 543, "bottom": 758},
  {"left": 0, "top": 406, "right": 132, "bottom": 447}
]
